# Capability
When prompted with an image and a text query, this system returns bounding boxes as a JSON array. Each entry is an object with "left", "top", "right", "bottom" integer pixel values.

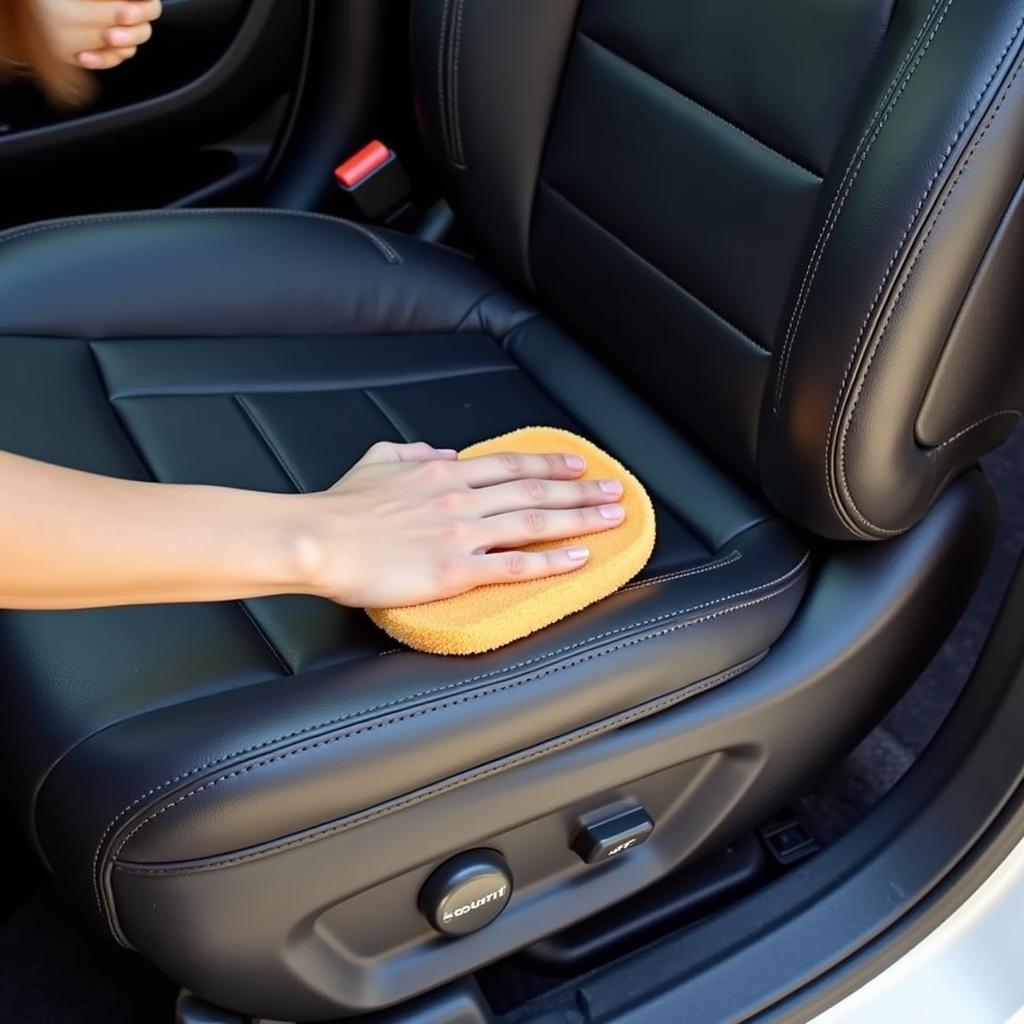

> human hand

[
  {"left": 297, "top": 441, "right": 627, "bottom": 608},
  {"left": 32, "top": 0, "right": 161, "bottom": 72}
]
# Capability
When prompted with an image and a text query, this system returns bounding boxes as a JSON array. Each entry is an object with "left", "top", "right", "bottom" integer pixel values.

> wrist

[
  {"left": 271, "top": 493, "right": 325, "bottom": 597},
  {"left": 275, "top": 491, "right": 359, "bottom": 603}
]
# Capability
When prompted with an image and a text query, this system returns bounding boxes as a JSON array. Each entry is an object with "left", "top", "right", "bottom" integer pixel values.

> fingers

[
  {"left": 116, "top": 0, "right": 163, "bottom": 26},
  {"left": 102, "top": 20, "right": 152, "bottom": 48},
  {"left": 446, "top": 546, "right": 592, "bottom": 590},
  {"left": 355, "top": 441, "right": 458, "bottom": 467},
  {"left": 70, "top": 0, "right": 161, "bottom": 28},
  {"left": 67, "top": 0, "right": 161, "bottom": 68},
  {"left": 76, "top": 47, "right": 134, "bottom": 69},
  {"left": 354, "top": 446, "right": 593, "bottom": 483},
  {"left": 473, "top": 504, "right": 625, "bottom": 552},
  {"left": 469, "top": 477, "right": 623, "bottom": 517},
  {"left": 457, "top": 452, "right": 587, "bottom": 487}
]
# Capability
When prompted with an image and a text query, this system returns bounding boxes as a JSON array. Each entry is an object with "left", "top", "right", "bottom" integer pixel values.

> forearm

[
  {"left": 0, "top": 440, "right": 624, "bottom": 613},
  {"left": 0, "top": 451, "right": 311, "bottom": 609}
]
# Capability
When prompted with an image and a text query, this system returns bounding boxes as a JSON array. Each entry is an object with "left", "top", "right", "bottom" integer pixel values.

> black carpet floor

[
  {"left": 799, "top": 426, "right": 1024, "bottom": 841},
  {"left": 0, "top": 888, "right": 176, "bottom": 1023},
  {"left": 1, "top": 430, "right": 1022, "bottom": 1023}
]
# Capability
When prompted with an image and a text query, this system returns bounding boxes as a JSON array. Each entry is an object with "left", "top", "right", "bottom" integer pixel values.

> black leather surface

[
  {"left": 764, "top": 0, "right": 1024, "bottom": 538},
  {"left": 411, "top": 0, "right": 581, "bottom": 287},
  {"left": 1, "top": 0, "right": 1021, "bottom": 1014},
  {"left": 100, "top": 472, "right": 995, "bottom": 1022},
  {"left": 578, "top": 0, "right": 896, "bottom": 177},
  {"left": 541, "top": 34, "right": 821, "bottom": 352},
  {"left": 414, "top": 0, "right": 1024, "bottom": 535},
  {"left": 915, "top": 177, "right": 1024, "bottom": 450},
  {"left": 0, "top": 214, "right": 807, "bottom": 945}
]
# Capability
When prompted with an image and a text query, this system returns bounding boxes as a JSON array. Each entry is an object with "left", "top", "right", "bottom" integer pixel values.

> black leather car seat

[{"left": 1, "top": 0, "right": 1022, "bottom": 1019}]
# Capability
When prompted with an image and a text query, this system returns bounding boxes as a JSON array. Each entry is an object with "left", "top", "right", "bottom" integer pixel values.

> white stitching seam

[
  {"left": 363, "top": 559, "right": 743, "bottom": 645},
  {"left": 436, "top": 0, "right": 453, "bottom": 165},
  {"left": 773, "top": 0, "right": 951, "bottom": 413},
  {"left": 827, "top": 20, "right": 1024, "bottom": 533},
  {"left": 619, "top": 551, "right": 742, "bottom": 593},
  {"left": 94, "top": 553, "right": 808, "bottom": 925},
  {"left": 88, "top": 545, "right": 744, "bottom": 909},
  {"left": 106, "top": 574, "right": 803, "bottom": 890},
  {"left": 933, "top": 410, "right": 1023, "bottom": 450},
  {"left": 836, "top": 51, "right": 1024, "bottom": 532},
  {"left": 114, "top": 656, "right": 763, "bottom": 879},
  {"left": 0, "top": 208, "right": 403, "bottom": 264},
  {"left": 822, "top": 13, "right": 1024, "bottom": 534},
  {"left": 450, "top": 0, "right": 467, "bottom": 168}
]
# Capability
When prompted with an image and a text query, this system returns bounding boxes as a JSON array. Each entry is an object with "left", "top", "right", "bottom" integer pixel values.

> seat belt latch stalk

[{"left": 334, "top": 140, "right": 413, "bottom": 224}]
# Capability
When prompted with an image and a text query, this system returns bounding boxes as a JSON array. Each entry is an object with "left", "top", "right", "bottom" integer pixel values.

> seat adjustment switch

[
  {"left": 571, "top": 805, "right": 654, "bottom": 864},
  {"left": 419, "top": 849, "right": 513, "bottom": 937}
]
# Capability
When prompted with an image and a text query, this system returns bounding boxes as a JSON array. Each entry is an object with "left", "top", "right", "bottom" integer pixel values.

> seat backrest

[{"left": 412, "top": 0, "right": 1024, "bottom": 540}]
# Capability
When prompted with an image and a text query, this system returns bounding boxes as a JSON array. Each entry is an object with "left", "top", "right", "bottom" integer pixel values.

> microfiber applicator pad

[{"left": 367, "top": 427, "right": 656, "bottom": 655}]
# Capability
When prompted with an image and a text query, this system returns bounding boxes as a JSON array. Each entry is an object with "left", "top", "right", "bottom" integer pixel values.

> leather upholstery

[
  {"left": 916, "top": 179, "right": 1024, "bottom": 448},
  {"left": 0, "top": 213, "right": 807, "bottom": 943},
  {"left": 0, "top": 0, "right": 1019, "bottom": 1015},
  {"left": 764, "top": 0, "right": 1024, "bottom": 538},
  {"left": 100, "top": 472, "right": 995, "bottom": 1022},
  {"left": 413, "top": 0, "right": 1024, "bottom": 537},
  {"left": 411, "top": 0, "right": 581, "bottom": 287}
]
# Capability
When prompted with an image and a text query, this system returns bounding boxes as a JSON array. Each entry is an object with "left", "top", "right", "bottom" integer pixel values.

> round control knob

[{"left": 419, "top": 849, "right": 513, "bottom": 937}]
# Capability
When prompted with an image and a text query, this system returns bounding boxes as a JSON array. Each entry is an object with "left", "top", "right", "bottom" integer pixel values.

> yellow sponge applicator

[{"left": 367, "top": 427, "right": 656, "bottom": 655}]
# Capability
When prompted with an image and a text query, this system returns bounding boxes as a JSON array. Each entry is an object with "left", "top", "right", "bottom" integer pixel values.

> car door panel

[{"left": 0, "top": 0, "right": 312, "bottom": 227}]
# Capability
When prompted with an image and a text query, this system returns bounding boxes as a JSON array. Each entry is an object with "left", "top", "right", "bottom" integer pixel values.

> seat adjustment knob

[
  {"left": 419, "top": 849, "right": 513, "bottom": 937},
  {"left": 571, "top": 804, "right": 654, "bottom": 864}
]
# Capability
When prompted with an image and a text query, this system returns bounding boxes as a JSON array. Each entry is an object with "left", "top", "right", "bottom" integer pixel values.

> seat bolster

[
  {"left": 0, "top": 210, "right": 537, "bottom": 341},
  {"left": 761, "top": 2, "right": 1024, "bottom": 539},
  {"left": 34, "top": 517, "right": 806, "bottom": 940}
]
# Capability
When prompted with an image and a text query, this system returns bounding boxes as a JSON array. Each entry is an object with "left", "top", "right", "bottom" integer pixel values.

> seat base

[{"left": 115, "top": 473, "right": 993, "bottom": 1020}]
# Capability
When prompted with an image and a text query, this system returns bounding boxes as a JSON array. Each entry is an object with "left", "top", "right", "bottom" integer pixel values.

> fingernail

[
  {"left": 599, "top": 504, "right": 625, "bottom": 520},
  {"left": 565, "top": 454, "right": 586, "bottom": 472},
  {"left": 109, "top": 29, "right": 130, "bottom": 44},
  {"left": 599, "top": 479, "right": 623, "bottom": 496},
  {"left": 78, "top": 52, "right": 100, "bottom": 67},
  {"left": 567, "top": 547, "right": 590, "bottom": 561},
  {"left": 437, "top": 448, "right": 458, "bottom": 457}
]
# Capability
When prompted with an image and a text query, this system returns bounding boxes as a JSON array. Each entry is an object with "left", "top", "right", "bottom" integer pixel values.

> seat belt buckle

[{"left": 334, "top": 140, "right": 413, "bottom": 224}]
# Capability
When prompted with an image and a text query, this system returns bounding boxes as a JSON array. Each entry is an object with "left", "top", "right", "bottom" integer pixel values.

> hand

[
  {"left": 32, "top": 0, "right": 161, "bottom": 71},
  {"left": 298, "top": 441, "right": 627, "bottom": 608}
]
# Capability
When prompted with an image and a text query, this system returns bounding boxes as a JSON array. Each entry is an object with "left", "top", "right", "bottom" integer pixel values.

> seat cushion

[{"left": 0, "top": 211, "right": 808, "bottom": 942}]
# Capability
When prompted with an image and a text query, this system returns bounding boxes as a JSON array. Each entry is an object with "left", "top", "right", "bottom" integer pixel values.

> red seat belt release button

[
  {"left": 333, "top": 140, "right": 412, "bottom": 222},
  {"left": 334, "top": 140, "right": 393, "bottom": 189}
]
